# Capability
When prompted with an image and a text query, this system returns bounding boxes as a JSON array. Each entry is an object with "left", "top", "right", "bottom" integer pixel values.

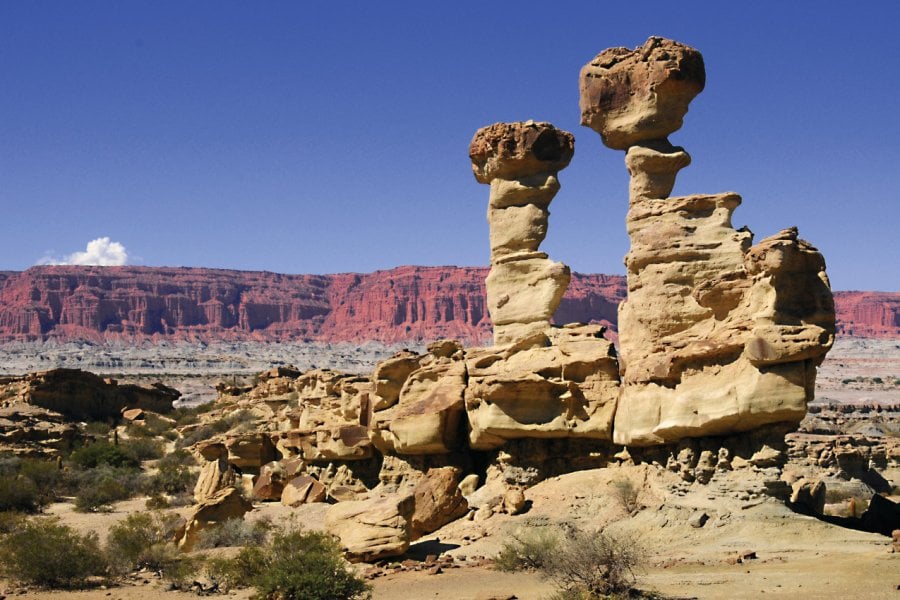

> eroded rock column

[
  {"left": 579, "top": 37, "right": 835, "bottom": 446},
  {"left": 468, "top": 121, "right": 574, "bottom": 345}
]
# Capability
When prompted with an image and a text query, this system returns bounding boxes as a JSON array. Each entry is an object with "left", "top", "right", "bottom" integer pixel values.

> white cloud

[{"left": 39, "top": 237, "right": 129, "bottom": 266}]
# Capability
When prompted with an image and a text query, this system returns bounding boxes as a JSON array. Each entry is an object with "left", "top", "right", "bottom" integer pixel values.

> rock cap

[
  {"left": 580, "top": 36, "right": 705, "bottom": 149},
  {"left": 469, "top": 121, "right": 574, "bottom": 183}
]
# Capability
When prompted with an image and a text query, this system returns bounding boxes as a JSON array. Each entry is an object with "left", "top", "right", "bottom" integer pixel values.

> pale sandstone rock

[
  {"left": 277, "top": 369, "right": 373, "bottom": 462},
  {"left": 502, "top": 488, "right": 527, "bottom": 515},
  {"left": 281, "top": 474, "right": 327, "bottom": 506},
  {"left": 325, "top": 494, "right": 415, "bottom": 562},
  {"left": 410, "top": 467, "right": 469, "bottom": 539},
  {"left": 790, "top": 478, "right": 826, "bottom": 515},
  {"left": 465, "top": 324, "right": 619, "bottom": 450},
  {"left": 579, "top": 37, "right": 834, "bottom": 446},
  {"left": 459, "top": 473, "right": 480, "bottom": 496},
  {"left": 372, "top": 351, "right": 423, "bottom": 411},
  {"left": 178, "top": 487, "right": 252, "bottom": 551},
  {"left": 194, "top": 454, "right": 236, "bottom": 502},
  {"left": 369, "top": 341, "right": 467, "bottom": 455},
  {"left": 469, "top": 121, "right": 573, "bottom": 345},
  {"left": 251, "top": 461, "right": 285, "bottom": 501},
  {"left": 579, "top": 36, "right": 705, "bottom": 150}
]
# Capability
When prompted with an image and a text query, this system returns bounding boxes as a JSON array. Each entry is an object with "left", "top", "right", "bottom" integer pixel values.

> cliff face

[
  {"left": 0, "top": 266, "right": 892, "bottom": 343},
  {"left": 833, "top": 291, "right": 900, "bottom": 338}
]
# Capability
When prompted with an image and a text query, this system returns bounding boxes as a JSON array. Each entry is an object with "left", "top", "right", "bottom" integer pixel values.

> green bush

[
  {"left": 70, "top": 441, "right": 139, "bottom": 470},
  {"left": 205, "top": 527, "right": 370, "bottom": 600},
  {"left": 0, "top": 510, "right": 25, "bottom": 534},
  {"left": 158, "top": 448, "right": 196, "bottom": 468},
  {"left": 19, "top": 459, "right": 62, "bottom": 505},
  {"left": 172, "top": 402, "right": 216, "bottom": 427},
  {"left": 105, "top": 512, "right": 184, "bottom": 575},
  {"left": 0, "top": 518, "right": 107, "bottom": 588},
  {"left": 195, "top": 517, "right": 271, "bottom": 549},
  {"left": 177, "top": 409, "right": 256, "bottom": 448},
  {"left": 143, "top": 463, "right": 194, "bottom": 496},
  {"left": 543, "top": 529, "right": 643, "bottom": 598},
  {"left": 495, "top": 526, "right": 561, "bottom": 572},
  {"left": 69, "top": 466, "right": 143, "bottom": 512},
  {"left": 0, "top": 475, "right": 41, "bottom": 513},
  {"left": 120, "top": 436, "right": 165, "bottom": 462}
]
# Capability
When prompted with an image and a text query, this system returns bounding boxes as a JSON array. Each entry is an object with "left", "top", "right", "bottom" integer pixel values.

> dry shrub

[
  {"left": 611, "top": 477, "right": 640, "bottom": 515},
  {"left": 496, "top": 525, "right": 644, "bottom": 599},
  {"left": 494, "top": 526, "right": 562, "bottom": 572}
]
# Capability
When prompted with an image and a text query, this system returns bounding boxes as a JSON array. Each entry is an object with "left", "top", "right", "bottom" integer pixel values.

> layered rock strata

[
  {"left": 580, "top": 37, "right": 835, "bottom": 445},
  {"left": 469, "top": 121, "right": 574, "bottom": 345}
]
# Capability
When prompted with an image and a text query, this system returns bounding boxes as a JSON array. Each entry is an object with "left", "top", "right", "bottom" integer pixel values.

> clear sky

[{"left": 1, "top": 2, "right": 898, "bottom": 291}]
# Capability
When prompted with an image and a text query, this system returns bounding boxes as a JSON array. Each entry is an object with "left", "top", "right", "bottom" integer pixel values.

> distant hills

[{"left": 0, "top": 266, "right": 895, "bottom": 343}]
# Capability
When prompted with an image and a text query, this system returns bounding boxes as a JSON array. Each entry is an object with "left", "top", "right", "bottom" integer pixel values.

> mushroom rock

[
  {"left": 579, "top": 37, "right": 835, "bottom": 446},
  {"left": 469, "top": 121, "right": 573, "bottom": 345},
  {"left": 579, "top": 36, "right": 705, "bottom": 151}
]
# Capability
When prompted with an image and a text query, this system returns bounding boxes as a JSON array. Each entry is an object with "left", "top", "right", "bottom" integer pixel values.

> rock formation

[
  {"left": 0, "top": 368, "right": 177, "bottom": 422},
  {"left": 469, "top": 121, "right": 573, "bottom": 345},
  {"left": 0, "top": 266, "right": 890, "bottom": 346},
  {"left": 579, "top": 37, "right": 835, "bottom": 445}
]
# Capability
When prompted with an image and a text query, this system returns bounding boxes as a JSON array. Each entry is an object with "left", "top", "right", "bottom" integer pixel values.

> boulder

[
  {"left": 178, "top": 487, "right": 252, "bottom": 551},
  {"left": 579, "top": 36, "right": 705, "bottom": 150},
  {"left": 410, "top": 467, "right": 469, "bottom": 539},
  {"left": 281, "top": 474, "right": 327, "bottom": 507},
  {"left": 369, "top": 348, "right": 467, "bottom": 455},
  {"left": 325, "top": 494, "right": 415, "bottom": 562}
]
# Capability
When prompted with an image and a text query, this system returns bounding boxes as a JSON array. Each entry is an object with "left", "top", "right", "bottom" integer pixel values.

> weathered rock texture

[
  {"left": 325, "top": 494, "right": 415, "bottom": 562},
  {"left": 580, "top": 37, "right": 836, "bottom": 446},
  {"left": 469, "top": 121, "right": 574, "bottom": 345}
]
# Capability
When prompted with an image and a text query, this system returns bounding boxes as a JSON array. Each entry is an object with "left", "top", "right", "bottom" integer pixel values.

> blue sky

[{"left": 1, "top": 2, "right": 897, "bottom": 291}]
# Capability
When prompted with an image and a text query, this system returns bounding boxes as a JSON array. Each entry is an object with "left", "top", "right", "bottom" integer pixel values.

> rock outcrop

[
  {"left": 0, "top": 368, "right": 178, "bottom": 421},
  {"left": 177, "top": 486, "right": 253, "bottom": 551},
  {"left": 469, "top": 121, "right": 573, "bottom": 345},
  {"left": 580, "top": 37, "right": 835, "bottom": 446}
]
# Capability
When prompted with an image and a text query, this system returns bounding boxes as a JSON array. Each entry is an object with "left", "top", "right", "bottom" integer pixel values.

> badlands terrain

[{"left": 2, "top": 36, "right": 899, "bottom": 600}]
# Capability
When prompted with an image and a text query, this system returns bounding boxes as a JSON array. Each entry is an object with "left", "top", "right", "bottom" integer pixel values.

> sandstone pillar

[
  {"left": 468, "top": 121, "right": 574, "bottom": 345},
  {"left": 579, "top": 37, "right": 835, "bottom": 446}
]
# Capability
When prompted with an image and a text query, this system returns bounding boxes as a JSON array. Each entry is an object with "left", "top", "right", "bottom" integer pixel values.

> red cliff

[{"left": 0, "top": 266, "right": 893, "bottom": 343}]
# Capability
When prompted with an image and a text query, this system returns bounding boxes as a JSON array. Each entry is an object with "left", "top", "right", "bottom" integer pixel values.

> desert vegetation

[{"left": 495, "top": 524, "right": 645, "bottom": 599}]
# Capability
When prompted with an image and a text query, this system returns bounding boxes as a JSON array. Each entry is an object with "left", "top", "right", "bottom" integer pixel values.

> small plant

[
  {"left": 105, "top": 512, "right": 184, "bottom": 575},
  {"left": 0, "top": 474, "right": 41, "bottom": 512},
  {"left": 611, "top": 477, "right": 640, "bottom": 515},
  {"left": 496, "top": 525, "right": 644, "bottom": 599},
  {"left": 495, "top": 526, "right": 562, "bottom": 572},
  {"left": 143, "top": 461, "right": 194, "bottom": 496},
  {"left": 19, "top": 458, "right": 62, "bottom": 506},
  {"left": 195, "top": 517, "right": 271, "bottom": 549},
  {"left": 120, "top": 436, "right": 165, "bottom": 461},
  {"left": 68, "top": 466, "right": 143, "bottom": 512},
  {"left": 544, "top": 528, "right": 643, "bottom": 599},
  {"left": 205, "top": 526, "right": 370, "bottom": 600},
  {"left": 0, "top": 518, "right": 107, "bottom": 588},
  {"left": 145, "top": 493, "right": 170, "bottom": 509},
  {"left": 70, "top": 441, "right": 140, "bottom": 470}
]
